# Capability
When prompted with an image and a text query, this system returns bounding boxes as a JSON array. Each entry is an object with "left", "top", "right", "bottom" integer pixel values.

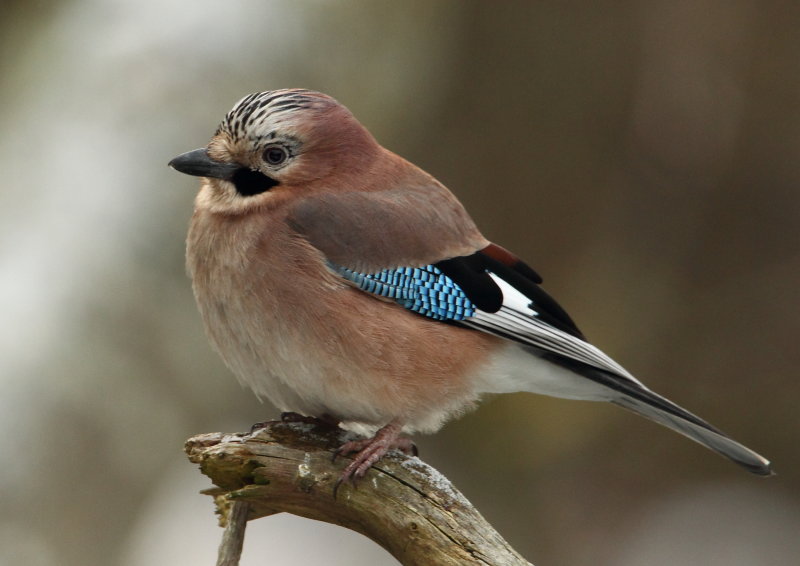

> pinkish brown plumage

[{"left": 170, "top": 89, "right": 771, "bottom": 485}]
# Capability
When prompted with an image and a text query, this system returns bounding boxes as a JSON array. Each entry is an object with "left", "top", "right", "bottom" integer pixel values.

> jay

[{"left": 169, "top": 89, "right": 771, "bottom": 483}]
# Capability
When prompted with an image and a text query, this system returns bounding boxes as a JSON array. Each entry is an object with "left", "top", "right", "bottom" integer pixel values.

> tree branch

[
  {"left": 215, "top": 500, "right": 248, "bottom": 566},
  {"left": 185, "top": 422, "right": 533, "bottom": 566}
]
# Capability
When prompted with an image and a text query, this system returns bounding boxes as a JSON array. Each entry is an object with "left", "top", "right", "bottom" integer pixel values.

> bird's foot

[
  {"left": 332, "top": 421, "right": 417, "bottom": 495},
  {"left": 249, "top": 412, "right": 340, "bottom": 434}
]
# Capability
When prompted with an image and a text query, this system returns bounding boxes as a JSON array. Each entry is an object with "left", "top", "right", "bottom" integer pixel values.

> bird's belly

[
  {"left": 192, "top": 276, "right": 354, "bottom": 420},
  {"left": 194, "top": 272, "right": 502, "bottom": 430}
]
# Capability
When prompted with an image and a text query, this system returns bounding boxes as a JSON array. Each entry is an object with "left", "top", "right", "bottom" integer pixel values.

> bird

[{"left": 169, "top": 88, "right": 772, "bottom": 484}]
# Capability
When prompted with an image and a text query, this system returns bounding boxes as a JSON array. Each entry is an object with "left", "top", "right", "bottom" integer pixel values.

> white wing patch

[{"left": 463, "top": 273, "right": 644, "bottom": 386}]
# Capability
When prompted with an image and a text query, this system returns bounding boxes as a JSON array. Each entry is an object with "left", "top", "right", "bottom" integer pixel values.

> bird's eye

[{"left": 263, "top": 145, "right": 288, "bottom": 165}]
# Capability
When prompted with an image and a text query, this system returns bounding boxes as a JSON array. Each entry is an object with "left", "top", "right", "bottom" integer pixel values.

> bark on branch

[{"left": 184, "top": 422, "right": 533, "bottom": 566}]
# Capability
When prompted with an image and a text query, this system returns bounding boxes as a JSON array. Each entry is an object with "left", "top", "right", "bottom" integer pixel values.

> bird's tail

[
  {"left": 608, "top": 386, "right": 773, "bottom": 476},
  {"left": 537, "top": 352, "right": 773, "bottom": 475}
]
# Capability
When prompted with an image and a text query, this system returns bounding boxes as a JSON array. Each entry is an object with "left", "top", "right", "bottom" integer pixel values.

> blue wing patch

[{"left": 330, "top": 263, "right": 476, "bottom": 321}]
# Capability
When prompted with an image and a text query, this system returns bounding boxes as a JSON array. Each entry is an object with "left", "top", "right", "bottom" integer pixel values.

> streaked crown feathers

[{"left": 217, "top": 89, "right": 337, "bottom": 142}]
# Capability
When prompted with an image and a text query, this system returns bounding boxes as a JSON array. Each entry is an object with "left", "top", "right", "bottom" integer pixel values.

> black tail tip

[{"left": 743, "top": 460, "right": 774, "bottom": 477}]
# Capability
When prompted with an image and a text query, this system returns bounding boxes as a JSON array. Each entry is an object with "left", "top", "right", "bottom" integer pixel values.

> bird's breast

[
  {"left": 186, "top": 208, "right": 501, "bottom": 431},
  {"left": 187, "top": 208, "right": 340, "bottom": 411}
]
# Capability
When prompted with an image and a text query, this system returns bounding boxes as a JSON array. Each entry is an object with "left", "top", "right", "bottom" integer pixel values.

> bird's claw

[{"left": 331, "top": 422, "right": 416, "bottom": 497}]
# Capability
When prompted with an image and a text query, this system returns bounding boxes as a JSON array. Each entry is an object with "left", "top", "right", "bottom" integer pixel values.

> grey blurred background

[{"left": 1, "top": 1, "right": 798, "bottom": 565}]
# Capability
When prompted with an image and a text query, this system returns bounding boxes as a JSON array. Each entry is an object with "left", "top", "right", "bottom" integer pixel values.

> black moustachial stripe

[{"left": 231, "top": 168, "right": 279, "bottom": 196}]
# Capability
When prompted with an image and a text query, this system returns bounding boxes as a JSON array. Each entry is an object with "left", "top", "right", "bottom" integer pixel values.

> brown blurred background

[{"left": 1, "top": 1, "right": 797, "bottom": 565}]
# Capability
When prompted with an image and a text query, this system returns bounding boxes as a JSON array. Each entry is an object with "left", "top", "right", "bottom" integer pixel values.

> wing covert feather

[{"left": 288, "top": 186, "right": 487, "bottom": 273}]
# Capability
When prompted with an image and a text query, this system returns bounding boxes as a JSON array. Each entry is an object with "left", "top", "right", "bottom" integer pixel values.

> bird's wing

[
  {"left": 289, "top": 188, "right": 594, "bottom": 360},
  {"left": 326, "top": 242, "right": 637, "bottom": 382},
  {"left": 288, "top": 187, "right": 488, "bottom": 274},
  {"left": 289, "top": 184, "right": 621, "bottom": 376},
  {"left": 326, "top": 243, "right": 772, "bottom": 475}
]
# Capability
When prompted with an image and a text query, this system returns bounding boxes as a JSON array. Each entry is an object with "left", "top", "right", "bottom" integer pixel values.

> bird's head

[{"left": 169, "top": 89, "right": 380, "bottom": 214}]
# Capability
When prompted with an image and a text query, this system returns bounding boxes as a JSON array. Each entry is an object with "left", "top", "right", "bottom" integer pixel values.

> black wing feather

[{"left": 435, "top": 250, "right": 585, "bottom": 339}]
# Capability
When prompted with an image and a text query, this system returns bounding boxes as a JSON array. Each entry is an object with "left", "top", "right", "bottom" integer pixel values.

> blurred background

[{"left": 1, "top": 1, "right": 798, "bottom": 564}]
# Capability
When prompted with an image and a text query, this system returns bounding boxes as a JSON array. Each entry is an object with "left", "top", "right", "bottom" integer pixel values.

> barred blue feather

[{"left": 330, "top": 263, "right": 476, "bottom": 321}]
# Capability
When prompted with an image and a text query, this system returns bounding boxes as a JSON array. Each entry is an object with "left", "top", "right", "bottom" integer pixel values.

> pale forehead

[{"left": 218, "top": 89, "right": 335, "bottom": 141}]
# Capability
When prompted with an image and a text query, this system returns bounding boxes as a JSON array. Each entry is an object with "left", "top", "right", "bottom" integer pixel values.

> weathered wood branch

[
  {"left": 185, "top": 422, "right": 533, "bottom": 566},
  {"left": 215, "top": 500, "right": 248, "bottom": 566}
]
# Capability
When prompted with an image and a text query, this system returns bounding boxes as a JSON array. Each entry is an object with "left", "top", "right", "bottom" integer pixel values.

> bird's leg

[
  {"left": 249, "top": 412, "right": 340, "bottom": 434},
  {"left": 333, "top": 420, "right": 417, "bottom": 492}
]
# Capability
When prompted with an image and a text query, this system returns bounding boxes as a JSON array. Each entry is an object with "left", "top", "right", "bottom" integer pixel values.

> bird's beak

[{"left": 168, "top": 148, "right": 240, "bottom": 180}]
